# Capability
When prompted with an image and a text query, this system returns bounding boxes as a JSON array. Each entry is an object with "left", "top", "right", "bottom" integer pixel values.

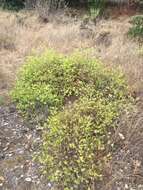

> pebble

[
  {"left": 3, "top": 122, "right": 9, "bottom": 126},
  {"left": 125, "top": 184, "right": 129, "bottom": 189},
  {"left": 25, "top": 177, "right": 32, "bottom": 182},
  {"left": 18, "top": 150, "right": 24, "bottom": 154},
  {"left": 0, "top": 176, "right": 5, "bottom": 186},
  {"left": 138, "top": 185, "right": 143, "bottom": 189},
  {"left": 48, "top": 183, "right": 52, "bottom": 187},
  {"left": 118, "top": 133, "right": 125, "bottom": 140},
  {"left": 7, "top": 153, "right": 13, "bottom": 157},
  {"left": 0, "top": 176, "right": 5, "bottom": 182}
]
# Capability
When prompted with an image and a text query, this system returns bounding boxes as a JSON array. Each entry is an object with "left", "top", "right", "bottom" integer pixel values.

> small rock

[
  {"left": 32, "top": 175, "right": 38, "bottom": 179},
  {"left": 119, "top": 133, "right": 125, "bottom": 140},
  {"left": 8, "top": 153, "right": 13, "bottom": 157},
  {"left": 3, "top": 122, "right": 9, "bottom": 126},
  {"left": 125, "top": 184, "right": 129, "bottom": 189},
  {"left": 19, "top": 150, "right": 24, "bottom": 154},
  {"left": 138, "top": 184, "right": 143, "bottom": 189},
  {"left": 48, "top": 183, "right": 52, "bottom": 187},
  {"left": 0, "top": 176, "right": 5, "bottom": 186},
  {"left": 25, "top": 177, "right": 32, "bottom": 182},
  {"left": 134, "top": 160, "right": 141, "bottom": 167},
  {"left": 0, "top": 176, "right": 5, "bottom": 182}
]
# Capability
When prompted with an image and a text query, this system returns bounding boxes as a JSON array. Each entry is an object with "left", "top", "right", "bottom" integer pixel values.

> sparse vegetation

[{"left": 0, "top": 33, "right": 16, "bottom": 50}]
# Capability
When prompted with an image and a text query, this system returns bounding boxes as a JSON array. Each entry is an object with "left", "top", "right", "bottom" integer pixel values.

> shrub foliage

[
  {"left": 0, "top": 0, "right": 25, "bottom": 10},
  {"left": 40, "top": 97, "right": 126, "bottom": 190},
  {"left": 128, "top": 15, "right": 143, "bottom": 39},
  {"left": 12, "top": 50, "right": 127, "bottom": 119},
  {"left": 12, "top": 50, "right": 129, "bottom": 189}
]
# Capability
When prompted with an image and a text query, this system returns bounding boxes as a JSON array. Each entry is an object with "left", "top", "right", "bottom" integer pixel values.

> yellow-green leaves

[
  {"left": 11, "top": 49, "right": 130, "bottom": 189},
  {"left": 40, "top": 95, "right": 129, "bottom": 189}
]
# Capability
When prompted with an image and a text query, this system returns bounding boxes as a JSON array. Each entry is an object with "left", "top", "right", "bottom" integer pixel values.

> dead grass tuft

[
  {"left": 99, "top": 106, "right": 143, "bottom": 190},
  {"left": 0, "top": 32, "right": 16, "bottom": 51},
  {"left": 92, "top": 18, "right": 143, "bottom": 94}
]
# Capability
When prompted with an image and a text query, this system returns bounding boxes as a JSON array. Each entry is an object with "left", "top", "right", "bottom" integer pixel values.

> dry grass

[
  {"left": 91, "top": 17, "right": 143, "bottom": 94},
  {"left": 0, "top": 9, "right": 91, "bottom": 98},
  {"left": 98, "top": 106, "right": 143, "bottom": 190},
  {"left": 0, "top": 9, "right": 142, "bottom": 98}
]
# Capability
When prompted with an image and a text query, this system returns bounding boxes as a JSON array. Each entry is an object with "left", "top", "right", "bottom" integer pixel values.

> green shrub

[
  {"left": 1, "top": 0, "right": 25, "bottom": 10},
  {"left": 11, "top": 50, "right": 127, "bottom": 121},
  {"left": 40, "top": 97, "right": 127, "bottom": 190},
  {"left": 12, "top": 49, "right": 130, "bottom": 189},
  {"left": 128, "top": 15, "right": 143, "bottom": 39},
  {"left": 11, "top": 50, "right": 64, "bottom": 120},
  {"left": 88, "top": 0, "right": 105, "bottom": 19}
]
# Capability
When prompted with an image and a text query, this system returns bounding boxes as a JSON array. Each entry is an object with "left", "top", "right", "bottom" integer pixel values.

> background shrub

[
  {"left": 128, "top": 15, "right": 143, "bottom": 39},
  {"left": 0, "top": 0, "right": 25, "bottom": 10},
  {"left": 88, "top": 0, "right": 105, "bottom": 19}
]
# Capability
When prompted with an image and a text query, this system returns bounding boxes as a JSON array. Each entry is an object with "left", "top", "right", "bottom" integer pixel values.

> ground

[
  {"left": 0, "top": 7, "right": 143, "bottom": 190},
  {"left": 0, "top": 105, "right": 49, "bottom": 190}
]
